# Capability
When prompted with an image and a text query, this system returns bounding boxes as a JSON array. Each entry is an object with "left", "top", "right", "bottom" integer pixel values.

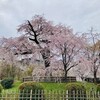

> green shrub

[
  {"left": 19, "top": 82, "right": 44, "bottom": 100},
  {"left": 1, "top": 78, "right": 14, "bottom": 89},
  {"left": 66, "top": 83, "right": 86, "bottom": 100},
  {"left": 0, "top": 84, "right": 3, "bottom": 98},
  {"left": 97, "top": 84, "right": 100, "bottom": 92},
  {"left": 66, "top": 83, "right": 86, "bottom": 90},
  {"left": 0, "top": 84, "right": 3, "bottom": 93}
]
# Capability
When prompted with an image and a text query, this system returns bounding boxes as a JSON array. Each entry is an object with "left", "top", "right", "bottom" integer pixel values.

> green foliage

[
  {"left": 0, "top": 63, "right": 16, "bottom": 79},
  {"left": 1, "top": 78, "right": 14, "bottom": 89},
  {"left": 66, "top": 83, "right": 86, "bottom": 100},
  {"left": 96, "top": 84, "right": 100, "bottom": 92},
  {"left": 0, "top": 62, "right": 24, "bottom": 80},
  {"left": 23, "top": 65, "right": 34, "bottom": 77},
  {"left": 19, "top": 82, "right": 44, "bottom": 100},
  {"left": 66, "top": 83, "right": 86, "bottom": 91},
  {"left": 0, "top": 84, "right": 3, "bottom": 98},
  {"left": 19, "top": 82, "right": 43, "bottom": 91},
  {"left": 0, "top": 84, "right": 3, "bottom": 93}
]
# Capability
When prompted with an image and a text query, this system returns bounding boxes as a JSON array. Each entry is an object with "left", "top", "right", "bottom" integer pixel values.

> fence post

[
  {"left": 73, "top": 90, "right": 75, "bottom": 100},
  {"left": 66, "top": 90, "right": 68, "bottom": 100},
  {"left": 92, "top": 91, "right": 95, "bottom": 100},
  {"left": 97, "top": 91, "right": 100, "bottom": 99},
  {"left": 38, "top": 90, "right": 40, "bottom": 100},
  {"left": 41, "top": 90, "right": 43, "bottom": 100},
  {"left": 86, "top": 91, "right": 88, "bottom": 100},
  {"left": 1, "top": 89, "right": 100, "bottom": 99},
  {"left": 30, "top": 90, "right": 32, "bottom": 100},
  {"left": 5, "top": 90, "right": 8, "bottom": 99}
]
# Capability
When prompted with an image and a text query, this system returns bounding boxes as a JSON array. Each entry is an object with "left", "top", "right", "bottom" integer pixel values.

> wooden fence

[
  {"left": 22, "top": 76, "right": 76, "bottom": 83},
  {"left": 0, "top": 90, "right": 100, "bottom": 100},
  {"left": 84, "top": 77, "right": 100, "bottom": 83}
]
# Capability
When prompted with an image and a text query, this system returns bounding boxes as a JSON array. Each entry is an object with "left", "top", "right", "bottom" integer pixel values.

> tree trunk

[
  {"left": 64, "top": 70, "right": 68, "bottom": 82},
  {"left": 40, "top": 47, "right": 50, "bottom": 68},
  {"left": 81, "top": 77, "right": 84, "bottom": 81},
  {"left": 40, "top": 47, "right": 52, "bottom": 77},
  {"left": 94, "top": 71, "right": 97, "bottom": 83}
]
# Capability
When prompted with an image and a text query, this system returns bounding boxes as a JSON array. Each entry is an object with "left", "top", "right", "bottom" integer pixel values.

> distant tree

[
  {"left": 75, "top": 57, "right": 91, "bottom": 81},
  {"left": 0, "top": 38, "right": 16, "bottom": 78},
  {"left": 0, "top": 37, "right": 33, "bottom": 79},
  {"left": 83, "top": 27, "right": 100, "bottom": 83}
]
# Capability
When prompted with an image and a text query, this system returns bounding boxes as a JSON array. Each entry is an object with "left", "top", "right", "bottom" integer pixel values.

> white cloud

[{"left": 0, "top": 0, "right": 100, "bottom": 37}]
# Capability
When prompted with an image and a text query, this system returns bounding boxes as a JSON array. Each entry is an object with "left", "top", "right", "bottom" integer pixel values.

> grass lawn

[
  {"left": 40, "top": 82, "right": 66, "bottom": 90},
  {"left": 2, "top": 81, "right": 98, "bottom": 91},
  {"left": 2, "top": 80, "right": 22, "bottom": 91},
  {"left": 1, "top": 81, "right": 98, "bottom": 99}
]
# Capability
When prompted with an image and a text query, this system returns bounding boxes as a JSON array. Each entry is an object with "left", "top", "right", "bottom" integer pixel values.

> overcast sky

[{"left": 0, "top": 0, "right": 100, "bottom": 37}]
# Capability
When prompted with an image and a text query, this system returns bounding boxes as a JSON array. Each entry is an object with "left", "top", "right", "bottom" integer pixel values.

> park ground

[{"left": 3, "top": 80, "right": 97, "bottom": 92}]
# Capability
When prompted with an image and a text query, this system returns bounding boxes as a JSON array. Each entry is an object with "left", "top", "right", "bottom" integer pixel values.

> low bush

[
  {"left": 66, "top": 83, "right": 86, "bottom": 90},
  {"left": 1, "top": 78, "right": 14, "bottom": 89},
  {"left": 0, "top": 84, "right": 3, "bottom": 97},
  {"left": 97, "top": 84, "right": 100, "bottom": 92},
  {"left": 66, "top": 83, "right": 86, "bottom": 100},
  {"left": 0, "top": 84, "right": 3, "bottom": 93},
  {"left": 19, "top": 82, "right": 44, "bottom": 100}
]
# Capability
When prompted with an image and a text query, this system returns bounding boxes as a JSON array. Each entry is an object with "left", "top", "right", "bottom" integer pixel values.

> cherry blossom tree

[
  {"left": 83, "top": 27, "right": 100, "bottom": 83},
  {"left": 0, "top": 37, "right": 17, "bottom": 78},
  {"left": 51, "top": 25, "right": 85, "bottom": 81},
  {"left": 18, "top": 15, "right": 54, "bottom": 68},
  {"left": 17, "top": 15, "right": 90, "bottom": 80},
  {"left": 75, "top": 57, "right": 91, "bottom": 81},
  {"left": 0, "top": 36, "right": 35, "bottom": 78}
]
